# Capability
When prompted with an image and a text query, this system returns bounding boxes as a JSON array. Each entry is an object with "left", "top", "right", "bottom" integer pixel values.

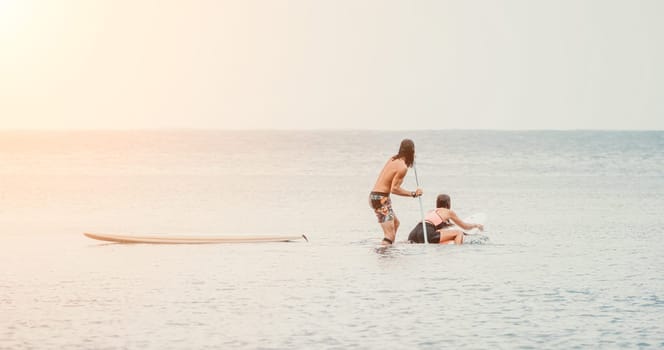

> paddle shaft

[{"left": 413, "top": 162, "right": 428, "bottom": 244}]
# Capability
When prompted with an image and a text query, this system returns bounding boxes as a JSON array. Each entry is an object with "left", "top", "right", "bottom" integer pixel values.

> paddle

[{"left": 413, "top": 161, "right": 428, "bottom": 244}]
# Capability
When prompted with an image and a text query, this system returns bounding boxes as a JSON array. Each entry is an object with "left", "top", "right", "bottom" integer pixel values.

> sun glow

[{"left": 0, "top": 0, "right": 31, "bottom": 35}]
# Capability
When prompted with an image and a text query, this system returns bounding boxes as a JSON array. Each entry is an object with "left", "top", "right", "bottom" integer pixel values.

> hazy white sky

[{"left": 1, "top": 0, "right": 662, "bottom": 130}]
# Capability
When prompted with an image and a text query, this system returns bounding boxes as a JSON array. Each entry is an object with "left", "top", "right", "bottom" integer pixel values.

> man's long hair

[{"left": 392, "top": 139, "right": 415, "bottom": 168}]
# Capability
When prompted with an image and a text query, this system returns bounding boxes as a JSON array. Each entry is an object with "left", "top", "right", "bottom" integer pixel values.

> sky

[{"left": 0, "top": 0, "right": 662, "bottom": 130}]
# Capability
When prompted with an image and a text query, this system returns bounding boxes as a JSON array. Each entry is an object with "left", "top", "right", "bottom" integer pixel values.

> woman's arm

[{"left": 449, "top": 210, "right": 483, "bottom": 231}]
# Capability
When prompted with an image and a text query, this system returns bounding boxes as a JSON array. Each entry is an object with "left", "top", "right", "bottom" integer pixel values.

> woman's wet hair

[
  {"left": 392, "top": 139, "right": 415, "bottom": 167},
  {"left": 436, "top": 194, "right": 451, "bottom": 209}
]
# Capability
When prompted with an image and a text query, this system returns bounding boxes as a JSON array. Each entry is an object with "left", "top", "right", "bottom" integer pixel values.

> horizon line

[{"left": 0, "top": 127, "right": 662, "bottom": 132}]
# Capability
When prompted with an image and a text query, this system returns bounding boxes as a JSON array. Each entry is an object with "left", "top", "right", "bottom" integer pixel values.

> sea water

[{"left": 1, "top": 130, "right": 662, "bottom": 349}]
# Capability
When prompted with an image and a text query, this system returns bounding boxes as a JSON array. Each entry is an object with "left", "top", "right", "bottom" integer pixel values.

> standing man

[{"left": 369, "top": 139, "right": 423, "bottom": 245}]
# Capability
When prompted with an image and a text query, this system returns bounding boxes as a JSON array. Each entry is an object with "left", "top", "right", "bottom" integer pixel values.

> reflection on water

[{"left": 1, "top": 130, "right": 663, "bottom": 349}]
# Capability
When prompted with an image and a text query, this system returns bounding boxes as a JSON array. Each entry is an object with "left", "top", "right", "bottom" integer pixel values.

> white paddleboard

[{"left": 84, "top": 232, "right": 308, "bottom": 244}]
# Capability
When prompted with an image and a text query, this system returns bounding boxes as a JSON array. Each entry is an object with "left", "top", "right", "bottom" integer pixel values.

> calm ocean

[{"left": 1, "top": 130, "right": 663, "bottom": 349}]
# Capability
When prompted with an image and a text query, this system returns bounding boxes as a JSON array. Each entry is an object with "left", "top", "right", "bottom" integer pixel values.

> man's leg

[
  {"left": 379, "top": 220, "right": 396, "bottom": 245},
  {"left": 372, "top": 195, "right": 396, "bottom": 245}
]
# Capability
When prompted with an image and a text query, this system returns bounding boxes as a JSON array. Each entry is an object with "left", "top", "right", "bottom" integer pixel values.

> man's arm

[{"left": 390, "top": 167, "right": 421, "bottom": 197}]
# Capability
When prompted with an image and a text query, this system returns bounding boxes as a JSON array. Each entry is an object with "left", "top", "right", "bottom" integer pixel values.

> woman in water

[{"left": 408, "top": 194, "right": 484, "bottom": 244}]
